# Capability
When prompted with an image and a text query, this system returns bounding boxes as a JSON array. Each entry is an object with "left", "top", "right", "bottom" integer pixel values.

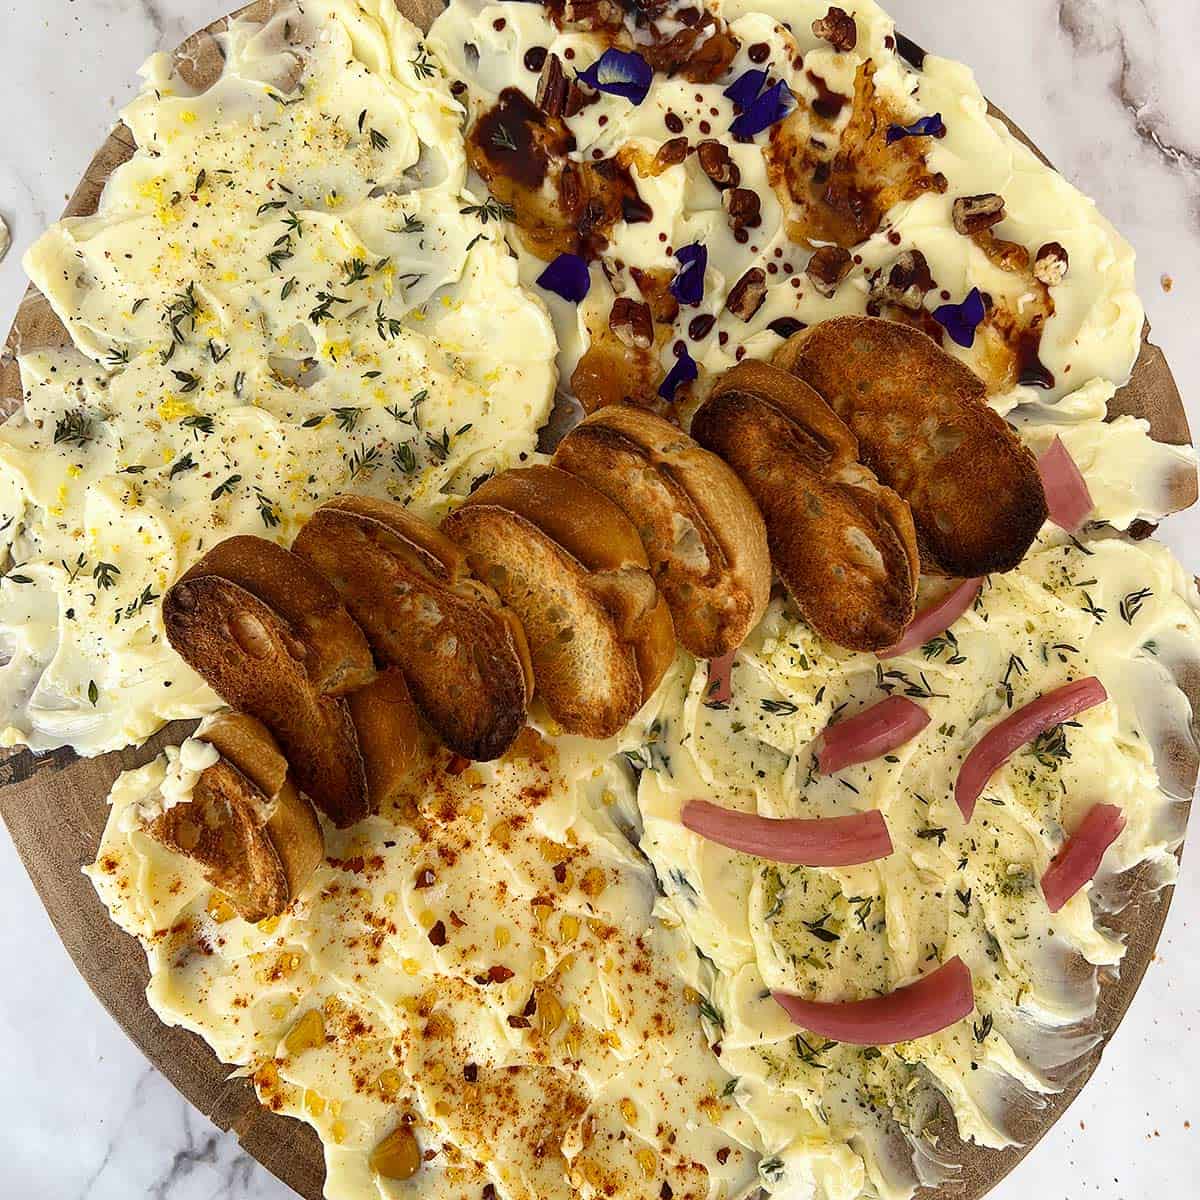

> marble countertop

[{"left": 1, "top": 1, "right": 1197, "bottom": 1197}]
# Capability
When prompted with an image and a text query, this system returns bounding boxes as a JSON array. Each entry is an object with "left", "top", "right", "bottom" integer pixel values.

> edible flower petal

[
  {"left": 681, "top": 800, "right": 893, "bottom": 867},
  {"left": 877, "top": 578, "right": 983, "bottom": 659},
  {"left": 932, "top": 286, "right": 986, "bottom": 348},
  {"left": 955, "top": 676, "right": 1108, "bottom": 821},
  {"left": 773, "top": 957, "right": 974, "bottom": 1045},
  {"left": 576, "top": 49, "right": 653, "bottom": 106},
  {"left": 1038, "top": 436, "right": 1094, "bottom": 531},
  {"left": 705, "top": 651, "right": 735, "bottom": 707},
  {"left": 669, "top": 243, "right": 708, "bottom": 307},
  {"left": 886, "top": 113, "right": 946, "bottom": 144},
  {"left": 536, "top": 253, "right": 591, "bottom": 303},
  {"left": 659, "top": 346, "right": 698, "bottom": 400},
  {"left": 730, "top": 79, "right": 795, "bottom": 139},
  {"left": 723, "top": 68, "right": 768, "bottom": 111},
  {"left": 1041, "top": 803, "right": 1126, "bottom": 913},
  {"left": 817, "top": 695, "right": 930, "bottom": 774}
]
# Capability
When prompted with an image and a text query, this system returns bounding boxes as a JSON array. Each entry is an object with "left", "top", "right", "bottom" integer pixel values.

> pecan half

[
  {"left": 726, "top": 268, "right": 767, "bottom": 321},
  {"left": 696, "top": 140, "right": 740, "bottom": 190},
  {"left": 536, "top": 53, "right": 569, "bottom": 117},
  {"left": 655, "top": 136, "right": 690, "bottom": 170},
  {"left": 610, "top": 297, "right": 654, "bottom": 349},
  {"left": 1033, "top": 241, "right": 1070, "bottom": 286},
  {"left": 724, "top": 187, "right": 762, "bottom": 232},
  {"left": 805, "top": 245, "right": 853, "bottom": 297},
  {"left": 952, "top": 193, "right": 1006, "bottom": 236},
  {"left": 812, "top": 7, "right": 857, "bottom": 52},
  {"left": 870, "top": 248, "right": 933, "bottom": 310}
]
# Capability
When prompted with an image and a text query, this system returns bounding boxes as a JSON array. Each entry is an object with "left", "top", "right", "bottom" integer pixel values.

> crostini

[
  {"left": 553, "top": 403, "right": 771, "bottom": 658},
  {"left": 293, "top": 496, "right": 533, "bottom": 762},
  {"left": 441, "top": 465, "right": 675, "bottom": 738},
  {"left": 149, "top": 711, "right": 323, "bottom": 922},
  {"left": 773, "top": 316, "right": 1047, "bottom": 575},
  {"left": 693, "top": 360, "right": 919, "bottom": 652}
]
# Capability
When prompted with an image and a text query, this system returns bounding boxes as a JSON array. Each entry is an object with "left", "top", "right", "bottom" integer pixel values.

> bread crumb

[{"left": 1161, "top": 274, "right": 1174, "bottom": 293}]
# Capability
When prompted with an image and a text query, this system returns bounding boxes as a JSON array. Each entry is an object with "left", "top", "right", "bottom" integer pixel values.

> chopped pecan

[
  {"left": 870, "top": 248, "right": 933, "bottom": 310},
  {"left": 726, "top": 268, "right": 767, "bottom": 321},
  {"left": 724, "top": 187, "right": 762, "bottom": 232},
  {"left": 610, "top": 297, "right": 654, "bottom": 349},
  {"left": 655, "top": 136, "right": 690, "bottom": 170},
  {"left": 696, "top": 140, "right": 740, "bottom": 190},
  {"left": 1127, "top": 519, "right": 1158, "bottom": 541},
  {"left": 952, "top": 193, "right": 1006, "bottom": 236},
  {"left": 812, "top": 7, "right": 857, "bottom": 52},
  {"left": 535, "top": 53, "right": 568, "bottom": 117},
  {"left": 562, "top": 0, "right": 624, "bottom": 32},
  {"left": 805, "top": 245, "right": 853, "bottom": 297},
  {"left": 1033, "top": 241, "right": 1070, "bottom": 286}
]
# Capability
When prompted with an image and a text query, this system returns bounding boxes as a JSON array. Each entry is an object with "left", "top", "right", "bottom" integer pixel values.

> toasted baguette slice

[
  {"left": 457, "top": 466, "right": 676, "bottom": 701},
  {"left": 442, "top": 467, "right": 668, "bottom": 738},
  {"left": 773, "top": 317, "right": 1048, "bottom": 575},
  {"left": 193, "top": 710, "right": 324, "bottom": 909},
  {"left": 293, "top": 499, "right": 531, "bottom": 761},
  {"left": 347, "top": 669, "right": 435, "bottom": 810},
  {"left": 553, "top": 404, "right": 771, "bottom": 658},
  {"left": 163, "top": 575, "right": 369, "bottom": 827},
  {"left": 181, "top": 535, "right": 375, "bottom": 697},
  {"left": 694, "top": 361, "right": 918, "bottom": 652}
]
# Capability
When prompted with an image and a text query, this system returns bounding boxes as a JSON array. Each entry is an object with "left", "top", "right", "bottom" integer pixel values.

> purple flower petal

[
  {"left": 729, "top": 79, "right": 795, "bottom": 139},
  {"left": 932, "top": 287, "right": 986, "bottom": 348},
  {"left": 576, "top": 49, "right": 654, "bottom": 106},
  {"left": 537, "top": 253, "right": 591, "bottom": 303},
  {"left": 723, "top": 68, "right": 768, "bottom": 111},
  {"left": 659, "top": 346, "right": 699, "bottom": 400},
  {"left": 886, "top": 113, "right": 946, "bottom": 144},
  {"left": 669, "top": 243, "right": 708, "bottom": 307}
]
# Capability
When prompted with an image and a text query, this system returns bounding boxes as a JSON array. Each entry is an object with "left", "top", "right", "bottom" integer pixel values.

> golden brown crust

[
  {"left": 773, "top": 316, "right": 1048, "bottom": 575},
  {"left": 459, "top": 466, "right": 676, "bottom": 703},
  {"left": 181, "top": 536, "right": 375, "bottom": 697},
  {"left": 694, "top": 362, "right": 918, "bottom": 651},
  {"left": 346, "top": 669, "right": 435, "bottom": 811},
  {"left": 197, "top": 710, "right": 325, "bottom": 902},
  {"left": 441, "top": 489, "right": 650, "bottom": 739},
  {"left": 554, "top": 404, "right": 771, "bottom": 657},
  {"left": 293, "top": 503, "right": 530, "bottom": 762},
  {"left": 163, "top": 576, "right": 369, "bottom": 827}
]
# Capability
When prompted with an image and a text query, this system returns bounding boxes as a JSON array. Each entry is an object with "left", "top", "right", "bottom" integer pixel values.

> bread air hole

[{"left": 231, "top": 611, "right": 273, "bottom": 659}]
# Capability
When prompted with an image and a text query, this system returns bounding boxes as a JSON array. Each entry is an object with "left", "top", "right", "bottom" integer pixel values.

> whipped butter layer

[{"left": 0, "top": 0, "right": 556, "bottom": 756}]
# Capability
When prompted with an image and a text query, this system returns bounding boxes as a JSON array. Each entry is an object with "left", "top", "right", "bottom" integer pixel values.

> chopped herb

[
  {"left": 392, "top": 442, "right": 418, "bottom": 475},
  {"left": 955, "top": 888, "right": 972, "bottom": 918},
  {"left": 721, "top": 1078, "right": 739, "bottom": 1097},
  {"left": 1001, "top": 653, "right": 1027, "bottom": 708},
  {"left": 172, "top": 370, "right": 200, "bottom": 393},
  {"left": 376, "top": 301, "right": 403, "bottom": 340},
  {"left": 282, "top": 211, "right": 303, "bottom": 238},
  {"left": 5, "top": 566, "right": 32, "bottom": 585},
  {"left": 53, "top": 409, "right": 94, "bottom": 448},
  {"left": 1080, "top": 590, "right": 1107, "bottom": 623},
  {"left": 760, "top": 698, "right": 799, "bottom": 716},
  {"left": 333, "top": 406, "right": 363, "bottom": 433},
  {"left": 917, "top": 826, "right": 948, "bottom": 846},
  {"left": 390, "top": 213, "right": 425, "bottom": 235},
  {"left": 168, "top": 452, "right": 198, "bottom": 480},
  {"left": 697, "top": 998, "right": 724, "bottom": 1028},
  {"left": 410, "top": 45, "right": 437, "bottom": 80},
  {"left": 922, "top": 628, "right": 966, "bottom": 665},
  {"left": 902, "top": 670, "right": 948, "bottom": 700},
  {"left": 301, "top": 415, "right": 325, "bottom": 428},
  {"left": 1028, "top": 722, "right": 1072, "bottom": 769},
  {"left": 257, "top": 200, "right": 287, "bottom": 216},
  {"left": 794, "top": 1033, "right": 837, "bottom": 1067},
  {"left": 181, "top": 414, "right": 214, "bottom": 437},
  {"left": 426, "top": 428, "right": 453, "bottom": 462},
  {"left": 164, "top": 283, "right": 199, "bottom": 344},
  {"left": 342, "top": 258, "right": 370, "bottom": 284},
  {"left": 281, "top": 276, "right": 298, "bottom": 300},
  {"left": 256, "top": 491, "right": 281, "bottom": 528},
  {"left": 105, "top": 345, "right": 130, "bottom": 367},
  {"left": 211, "top": 474, "right": 241, "bottom": 500},
  {"left": 309, "top": 291, "right": 348, "bottom": 324},
  {"left": 118, "top": 584, "right": 160, "bottom": 623},
  {"left": 973, "top": 1013, "right": 993, "bottom": 1043},
  {"left": 131, "top": 297, "right": 148, "bottom": 314},
  {"left": 208, "top": 340, "right": 230, "bottom": 363},
  {"left": 233, "top": 371, "right": 246, "bottom": 398},
  {"left": 347, "top": 443, "right": 382, "bottom": 480},
  {"left": 369, "top": 127, "right": 390, "bottom": 151},
  {"left": 87, "top": 680, "right": 99, "bottom": 707},
  {"left": 93, "top": 561, "right": 120, "bottom": 589},
  {"left": 460, "top": 197, "right": 516, "bottom": 224},
  {"left": 490, "top": 123, "right": 518, "bottom": 152},
  {"left": 803, "top": 914, "right": 841, "bottom": 943},
  {"left": 1119, "top": 588, "right": 1153, "bottom": 625},
  {"left": 760, "top": 1157, "right": 784, "bottom": 1185}
]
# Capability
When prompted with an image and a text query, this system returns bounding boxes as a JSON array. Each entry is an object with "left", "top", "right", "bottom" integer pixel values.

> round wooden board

[{"left": 0, "top": 5, "right": 1195, "bottom": 1200}]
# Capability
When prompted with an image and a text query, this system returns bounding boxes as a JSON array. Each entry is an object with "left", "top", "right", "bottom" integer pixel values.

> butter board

[{"left": 0, "top": 4, "right": 1194, "bottom": 1200}]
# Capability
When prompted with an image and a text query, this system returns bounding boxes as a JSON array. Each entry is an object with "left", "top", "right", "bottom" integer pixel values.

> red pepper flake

[{"left": 488, "top": 965, "right": 515, "bottom": 984}]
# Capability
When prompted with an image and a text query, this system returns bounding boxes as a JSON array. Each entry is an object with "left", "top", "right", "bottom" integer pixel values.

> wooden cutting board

[{"left": 0, "top": 4, "right": 1195, "bottom": 1198}]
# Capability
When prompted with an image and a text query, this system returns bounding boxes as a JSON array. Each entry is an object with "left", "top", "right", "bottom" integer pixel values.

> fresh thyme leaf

[
  {"left": 490, "top": 123, "right": 518, "bottom": 151},
  {"left": 343, "top": 258, "right": 370, "bottom": 284},
  {"left": 1119, "top": 587, "right": 1153, "bottom": 625},
  {"left": 309, "top": 291, "right": 348, "bottom": 324},
  {"left": 282, "top": 211, "right": 303, "bottom": 238},
  {"left": 760, "top": 698, "right": 799, "bottom": 716},
  {"left": 697, "top": 998, "right": 724, "bottom": 1028},
  {"left": 93, "top": 561, "right": 121, "bottom": 589},
  {"left": 1000, "top": 653, "right": 1027, "bottom": 708},
  {"left": 172, "top": 370, "right": 201, "bottom": 393},
  {"left": 390, "top": 213, "right": 425, "bottom": 235},
  {"left": 369, "top": 127, "right": 390, "bottom": 151},
  {"left": 955, "top": 888, "right": 972, "bottom": 918},
  {"left": 233, "top": 371, "right": 246, "bottom": 398},
  {"left": 131, "top": 297, "right": 148, "bottom": 314},
  {"left": 333, "top": 406, "right": 363, "bottom": 433},
  {"left": 267, "top": 242, "right": 294, "bottom": 272},
  {"left": 794, "top": 1033, "right": 837, "bottom": 1067},
  {"left": 181, "top": 414, "right": 214, "bottom": 437},
  {"left": 256, "top": 491, "right": 281, "bottom": 528},
  {"left": 164, "top": 283, "right": 199, "bottom": 345},
  {"left": 347, "top": 443, "right": 382, "bottom": 480},
  {"left": 211, "top": 474, "right": 241, "bottom": 500},
  {"left": 105, "top": 344, "right": 130, "bottom": 367},
  {"left": 903, "top": 670, "right": 948, "bottom": 700},
  {"left": 54, "top": 409, "right": 95, "bottom": 448},
  {"left": 358, "top": 108, "right": 368, "bottom": 133},
  {"left": 459, "top": 197, "right": 515, "bottom": 224},
  {"left": 208, "top": 339, "right": 230, "bottom": 363},
  {"left": 1080, "top": 590, "right": 1107, "bottom": 623},
  {"left": 168, "top": 451, "right": 198, "bottom": 480},
  {"left": 973, "top": 1013, "right": 993, "bottom": 1043},
  {"left": 87, "top": 680, "right": 99, "bottom": 707},
  {"left": 803, "top": 914, "right": 840, "bottom": 943},
  {"left": 410, "top": 45, "right": 437, "bottom": 80},
  {"left": 760, "top": 1157, "right": 784, "bottom": 1185},
  {"left": 117, "top": 584, "right": 160, "bottom": 623},
  {"left": 281, "top": 276, "right": 298, "bottom": 300},
  {"left": 392, "top": 442, "right": 418, "bottom": 475},
  {"left": 301, "top": 415, "right": 325, "bottom": 428},
  {"left": 257, "top": 200, "right": 287, "bottom": 216},
  {"left": 917, "top": 826, "right": 948, "bottom": 846},
  {"left": 426, "top": 428, "right": 453, "bottom": 462},
  {"left": 1028, "top": 722, "right": 1072, "bottom": 769},
  {"left": 375, "top": 301, "right": 403, "bottom": 340},
  {"left": 721, "top": 1078, "right": 739, "bottom": 1097}
]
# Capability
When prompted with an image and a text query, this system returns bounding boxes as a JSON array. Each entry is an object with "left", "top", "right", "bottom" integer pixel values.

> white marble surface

[{"left": 1, "top": 0, "right": 1198, "bottom": 1196}]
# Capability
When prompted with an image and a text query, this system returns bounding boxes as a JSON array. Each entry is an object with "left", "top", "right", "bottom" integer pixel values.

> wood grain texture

[{"left": 0, "top": 6, "right": 1194, "bottom": 1200}]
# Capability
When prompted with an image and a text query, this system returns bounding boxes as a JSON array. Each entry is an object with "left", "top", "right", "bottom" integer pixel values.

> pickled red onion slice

[
  {"left": 1038, "top": 436, "right": 1094, "bottom": 531},
  {"left": 706, "top": 652, "right": 735, "bottom": 706},
  {"left": 681, "top": 800, "right": 893, "bottom": 867},
  {"left": 817, "top": 696, "right": 930, "bottom": 774},
  {"left": 877, "top": 578, "right": 983, "bottom": 660},
  {"left": 955, "top": 677, "right": 1108, "bottom": 821},
  {"left": 773, "top": 956, "right": 974, "bottom": 1045},
  {"left": 1041, "top": 803, "right": 1126, "bottom": 913}
]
